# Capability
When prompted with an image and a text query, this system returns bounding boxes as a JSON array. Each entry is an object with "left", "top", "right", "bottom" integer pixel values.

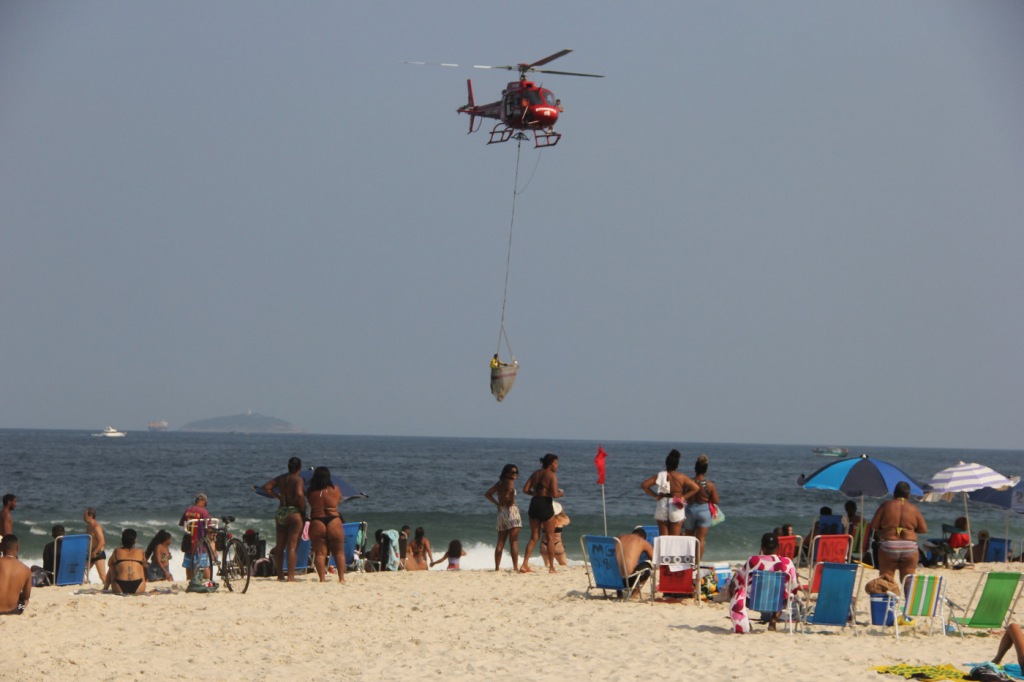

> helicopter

[{"left": 402, "top": 49, "right": 603, "bottom": 148}]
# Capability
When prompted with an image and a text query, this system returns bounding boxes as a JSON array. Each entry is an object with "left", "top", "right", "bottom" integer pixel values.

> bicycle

[{"left": 186, "top": 515, "right": 251, "bottom": 593}]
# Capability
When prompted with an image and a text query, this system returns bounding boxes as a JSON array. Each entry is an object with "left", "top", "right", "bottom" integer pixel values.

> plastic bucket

[{"left": 870, "top": 594, "right": 897, "bottom": 626}]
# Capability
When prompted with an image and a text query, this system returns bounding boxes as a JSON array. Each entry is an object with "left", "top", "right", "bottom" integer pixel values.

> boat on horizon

[
  {"left": 92, "top": 426, "right": 126, "bottom": 437},
  {"left": 148, "top": 420, "right": 169, "bottom": 432},
  {"left": 812, "top": 446, "right": 848, "bottom": 456}
]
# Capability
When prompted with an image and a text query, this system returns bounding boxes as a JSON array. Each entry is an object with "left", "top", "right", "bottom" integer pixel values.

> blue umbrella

[
  {"left": 797, "top": 454, "right": 925, "bottom": 498},
  {"left": 254, "top": 468, "right": 367, "bottom": 502}
]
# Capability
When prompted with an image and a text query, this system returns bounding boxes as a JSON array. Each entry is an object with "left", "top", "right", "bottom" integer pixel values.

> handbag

[{"left": 709, "top": 503, "right": 726, "bottom": 527}]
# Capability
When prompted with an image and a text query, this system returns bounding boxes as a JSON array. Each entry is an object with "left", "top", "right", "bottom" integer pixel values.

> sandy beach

[{"left": 2, "top": 561, "right": 1020, "bottom": 681}]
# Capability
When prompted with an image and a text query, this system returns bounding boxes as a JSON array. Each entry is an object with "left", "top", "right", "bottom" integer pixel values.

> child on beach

[{"left": 430, "top": 540, "right": 466, "bottom": 570}]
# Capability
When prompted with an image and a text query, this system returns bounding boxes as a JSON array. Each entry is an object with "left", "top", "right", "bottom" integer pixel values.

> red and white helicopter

[{"left": 403, "top": 49, "right": 603, "bottom": 148}]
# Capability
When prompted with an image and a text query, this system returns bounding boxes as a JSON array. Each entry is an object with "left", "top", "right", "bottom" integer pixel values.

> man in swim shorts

[
  {"left": 179, "top": 494, "right": 211, "bottom": 581},
  {"left": 871, "top": 481, "right": 926, "bottom": 599},
  {"left": 0, "top": 535, "right": 31, "bottom": 615},
  {"left": 615, "top": 528, "right": 654, "bottom": 599},
  {"left": 84, "top": 508, "right": 107, "bottom": 583}
]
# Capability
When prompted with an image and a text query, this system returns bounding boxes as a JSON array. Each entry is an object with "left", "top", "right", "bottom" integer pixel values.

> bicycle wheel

[
  {"left": 190, "top": 536, "right": 216, "bottom": 582},
  {"left": 222, "top": 538, "right": 251, "bottom": 593}
]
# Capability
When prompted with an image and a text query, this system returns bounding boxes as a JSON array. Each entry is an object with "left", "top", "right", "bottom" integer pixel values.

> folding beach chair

[
  {"left": 52, "top": 535, "right": 92, "bottom": 587},
  {"left": 902, "top": 574, "right": 948, "bottom": 637},
  {"left": 947, "top": 571, "right": 1024, "bottom": 640},
  {"left": 580, "top": 535, "right": 653, "bottom": 603},
  {"left": 747, "top": 570, "right": 796, "bottom": 635},
  {"left": 801, "top": 562, "right": 858, "bottom": 635},
  {"left": 777, "top": 535, "right": 804, "bottom": 563},
  {"left": 281, "top": 538, "right": 312, "bottom": 574},
  {"left": 937, "top": 524, "right": 971, "bottom": 568},
  {"left": 985, "top": 539, "right": 1015, "bottom": 564},
  {"left": 808, "top": 534, "right": 853, "bottom": 593},
  {"left": 638, "top": 525, "right": 659, "bottom": 564},
  {"left": 817, "top": 514, "right": 847, "bottom": 536},
  {"left": 651, "top": 535, "right": 700, "bottom": 605}
]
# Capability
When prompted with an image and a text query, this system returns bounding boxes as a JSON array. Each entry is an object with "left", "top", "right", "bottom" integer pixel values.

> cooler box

[
  {"left": 869, "top": 594, "right": 898, "bottom": 626},
  {"left": 701, "top": 562, "right": 731, "bottom": 592}
]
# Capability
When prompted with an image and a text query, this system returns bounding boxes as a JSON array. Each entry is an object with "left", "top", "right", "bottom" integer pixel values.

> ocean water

[{"left": 1, "top": 429, "right": 1021, "bottom": 571}]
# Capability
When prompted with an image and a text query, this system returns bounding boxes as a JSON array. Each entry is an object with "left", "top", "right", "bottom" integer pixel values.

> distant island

[{"left": 178, "top": 411, "right": 303, "bottom": 434}]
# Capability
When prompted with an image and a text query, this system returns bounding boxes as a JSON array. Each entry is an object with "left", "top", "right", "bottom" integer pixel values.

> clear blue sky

[{"left": 1, "top": 1, "right": 1022, "bottom": 448}]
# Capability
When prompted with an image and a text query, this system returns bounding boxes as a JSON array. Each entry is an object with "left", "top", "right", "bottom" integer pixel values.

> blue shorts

[
  {"left": 682, "top": 503, "right": 714, "bottom": 531},
  {"left": 182, "top": 553, "right": 210, "bottom": 569}
]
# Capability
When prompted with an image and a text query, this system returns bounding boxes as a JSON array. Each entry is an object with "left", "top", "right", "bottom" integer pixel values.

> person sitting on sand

[
  {"left": 31, "top": 525, "right": 65, "bottom": 587},
  {"left": 431, "top": 540, "right": 467, "bottom": 570},
  {"left": 520, "top": 454, "right": 564, "bottom": 574},
  {"left": 780, "top": 524, "right": 794, "bottom": 538},
  {"left": 306, "top": 466, "right": 346, "bottom": 583},
  {"left": 0, "top": 535, "right": 31, "bottom": 615},
  {"left": 262, "top": 458, "right": 306, "bottom": 582},
  {"left": 485, "top": 464, "right": 521, "bottom": 571},
  {"left": 145, "top": 530, "right": 174, "bottom": 582},
  {"left": 406, "top": 527, "right": 433, "bottom": 571},
  {"left": 103, "top": 529, "right": 148, "bottom": 595},
  {"left": 728, "top": 532, "right": 801, "bottom": 633},
  {"left": 541, "top": 505, "right": 570, "bottom": 568},
  {"left": 641, "top": 449, "right": 700, "bottom": 538},
  {"left": 614, "top": 528, "right": 654, "bottom": 600},
  {"left": 971, "top": 529, "right": 992, "bottom": 564},
  {"left": 990, "top": 623, "right": 1024, "bottom": 669},
  {"left": 870, "top": 481, "right": 926, "bottom": 598}
]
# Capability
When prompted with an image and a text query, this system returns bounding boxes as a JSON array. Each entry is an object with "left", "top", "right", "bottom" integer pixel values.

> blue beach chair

[
  {"left": 329, "top": 521, "right": 368, "bottom": 572},
  {"left": 748, "top": 570, "right": 796, "bottom": 635},
  {"left": 985, "top": 539, "right": 1014, "bottom": 563},
  {"left": 801, "top": 562, "right": 858, "bottom": 635},
  {"left": 639, "top": 525, "right": 660, "bottom": 563},
  {"left": 580, "top": 535, "right": 653, "bottom": 603},
  {"left": 281, "top": 538, "right": 312, "bottom": 574},
  {"left": 53, "top": 534, "right": 92, "bottom": 587}
]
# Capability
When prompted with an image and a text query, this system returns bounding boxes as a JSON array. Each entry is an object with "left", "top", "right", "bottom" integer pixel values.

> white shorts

[{"left": 654, "top": 497, "right": 686, "bottom": 523}]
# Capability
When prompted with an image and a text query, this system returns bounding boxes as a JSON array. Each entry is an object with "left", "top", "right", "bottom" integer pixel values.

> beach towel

[
  {"left": 382, "top": 530, "right": 400, "bottom": 571},
  {"left": 655, "top": 472, "right": 670, "bottom": 495},
  {"left": 868, "top": 664, "right": 967, "bottom": 680},
  {"left": 729, "top": 554, "right": 799, "bottom": 633},
  {"left": 653, "top": 536, "right": 697, "bottom": 573}
]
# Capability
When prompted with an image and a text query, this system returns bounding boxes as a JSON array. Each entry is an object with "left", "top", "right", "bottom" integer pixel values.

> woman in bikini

[
  {"left": 641, "top": 449, "right": 700, "bottom": 537},
  {"left": 144, "top": 530, "right": 173, "bottom": 581},
  {"left": 520, "top": 454, "right": 564, "bottom": 574},
  {"left": 541, "top": 505, "right": 571, "bottom": 568},
  {"left": 406, "top": 527, "right": 433, "bottom": 571},
  {"left": 103, "top": 528, "right": 147, "bottom": 595},
  {"left": 306, "top": 466, "right": 346, "bottom": 583},
  {"left": 682, "top": 454, "right": 719, "bottom": 564},
  {"left": 870, "top": 481, "right": 926, "bottom": 598},
  {"left": 261, "top": 457, "right": 306, "bottom": 582}
]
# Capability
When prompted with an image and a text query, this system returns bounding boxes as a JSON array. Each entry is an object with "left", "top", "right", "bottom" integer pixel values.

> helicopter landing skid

[{"left": 487, "top": 125, "right": 560, "bottom": 148}]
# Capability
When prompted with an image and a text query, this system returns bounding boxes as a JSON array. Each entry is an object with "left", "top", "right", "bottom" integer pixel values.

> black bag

[
  {"left": 180, "top": 533, "right": 191, "bottom": 554},
  {"left": 966, "top": 665, "right": 1012, "bottom": 682}
]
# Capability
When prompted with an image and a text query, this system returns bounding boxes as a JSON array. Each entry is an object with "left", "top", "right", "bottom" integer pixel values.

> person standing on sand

[
  {"left": 262, "top": 457, "right": 306, "bottom": 582},
  {"left": 520, "top": 454, "right": 564, "bottom": 574},
  {"left": 641, "top": 450, "right": 700, "bottom": 537},
  {"left": 682, "top": 455, "right": 718, "bottom": 564},
  {"left": 0, "top": 495, "right": 15, "bottom": 539},
  {"left": 179, "top": 494, "right": 211, "bottom": 581},
  {"left": 485, "top": 463, "right": 521, "bottom": 571},
  {"left": 84, "top": 508, "right": 107, "bottom": 583},
  {"left": 306, "top": 466, "right": 346, "bottom": 583},
  {"left": 0, "top": 535, "right": 31, "bottom": 615},
  {"left": 871, "top": 481, "right": 926, "bottom": 599}
]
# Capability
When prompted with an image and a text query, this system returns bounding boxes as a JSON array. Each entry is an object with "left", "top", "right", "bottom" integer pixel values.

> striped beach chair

[
  {"left": 748, "top": 570, "right": 796, "bottom": 635},
  {"left": 902, "top": 574, "right": 948, "bottom": 636}
]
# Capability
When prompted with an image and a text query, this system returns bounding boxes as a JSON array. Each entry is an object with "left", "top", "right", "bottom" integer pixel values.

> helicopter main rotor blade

[
  {"left": 528, "top": 49, "right": 573, "bottom": 68},
  {"left": 401, "top": 61, "right": 509, "bottom": 70},
  {"left": 532, "top": 68, "right": 605, "bottom": 78}
]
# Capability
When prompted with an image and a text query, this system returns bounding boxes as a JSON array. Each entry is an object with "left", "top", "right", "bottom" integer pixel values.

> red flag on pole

[{"left": 595, "top": 445, "right": 608, "bottom": 485}]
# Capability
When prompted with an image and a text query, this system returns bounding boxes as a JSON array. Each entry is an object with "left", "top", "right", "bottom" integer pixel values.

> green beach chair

[{"left": 946, "top": 571, "right": 1023, "bottom": 640}]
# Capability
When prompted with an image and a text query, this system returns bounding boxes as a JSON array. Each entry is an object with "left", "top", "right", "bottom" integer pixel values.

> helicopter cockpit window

[
  {"left": 541, "top": 90, "right": 556, "bottom": 106},
  {"left": 522, "top": 90, "right": 542, "bottom": 106}
]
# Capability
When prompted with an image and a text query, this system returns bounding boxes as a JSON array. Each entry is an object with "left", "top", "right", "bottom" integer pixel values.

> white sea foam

[{"left": 429, "top": 541, "right": 583, "bottom": 571}]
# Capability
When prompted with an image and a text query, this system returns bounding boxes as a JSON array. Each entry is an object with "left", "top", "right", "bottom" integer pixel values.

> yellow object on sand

[{"left": 867, "top": 664, "right": 966, "bottom": 680}]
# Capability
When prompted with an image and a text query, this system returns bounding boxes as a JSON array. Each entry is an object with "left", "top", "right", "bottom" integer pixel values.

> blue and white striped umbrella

[{"left": 923, "top": 461, "right": 1018, "bottom": 501}]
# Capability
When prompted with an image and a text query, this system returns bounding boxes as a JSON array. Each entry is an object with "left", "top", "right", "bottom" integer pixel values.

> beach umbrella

[
  {"left": 253, "top": 468, "right": 368, "bottom": 502},
  {"left": 967, "top": 480, "right": 1024, "bottom": 563},
  {"left": 797, "top": 454, "right": 926, "bottom": 560},
  {"left": 921, "top": 462, "right": 1019, "bottom": 564}
]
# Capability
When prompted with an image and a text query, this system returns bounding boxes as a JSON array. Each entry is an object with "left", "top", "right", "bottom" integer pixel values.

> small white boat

[{"left": 92, "top": 426, "right": 126, "bottom": 437}]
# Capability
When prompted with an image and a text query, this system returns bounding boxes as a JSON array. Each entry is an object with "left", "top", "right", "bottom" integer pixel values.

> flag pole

[{"left": 601, "top": 484, "right": 608, "bottom": 536}]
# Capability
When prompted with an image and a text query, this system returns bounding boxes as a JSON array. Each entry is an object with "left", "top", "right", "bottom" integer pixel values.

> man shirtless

[
  {"left": 520, "top": 454, "right": 564, "bottom": 574},
  {"left": 84, "top": 508, "right": 106, "bottom": 583},
  {"left": 615, "top": 529, "right": 654, "bottom": 600},
  {"left": 871, "top": 481, "right": 926, "bottom": 598},
  {"left": 0, "top": 535, "right": 31, "bottom": 615},
  {"left": 0, "top": 494, "right": 15, "bottom": 538},
  {"left": 262, "top": 457, "right": 306, "bottom": 581}
]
